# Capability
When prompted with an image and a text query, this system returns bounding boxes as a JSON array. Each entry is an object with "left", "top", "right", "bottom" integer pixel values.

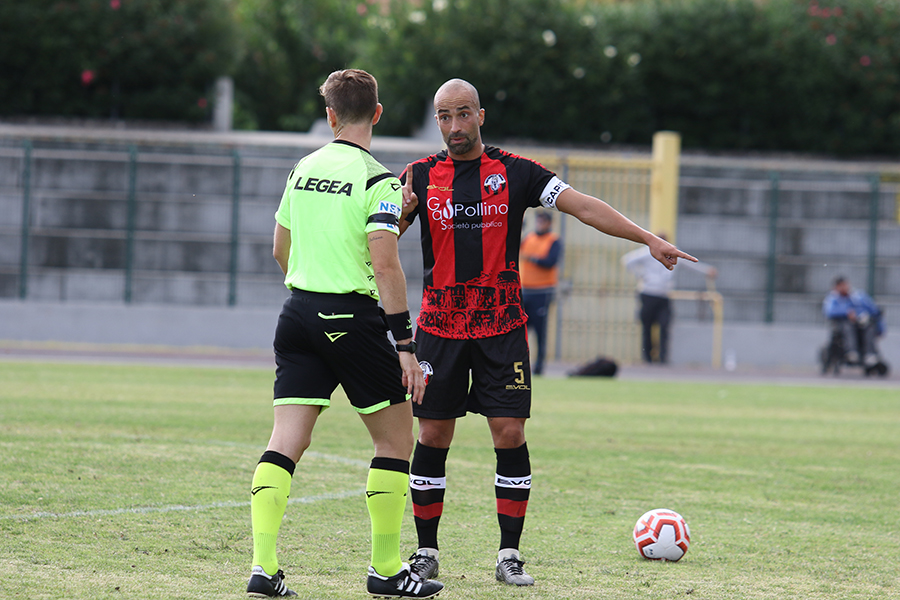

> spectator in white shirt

[{"left": 622, "top": 233, "right": 716, "bottom": 364}]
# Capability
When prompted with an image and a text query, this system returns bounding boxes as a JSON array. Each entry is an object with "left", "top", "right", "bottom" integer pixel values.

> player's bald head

[{"left": 434, "top": 79, "right": 481, "bottom": 111}]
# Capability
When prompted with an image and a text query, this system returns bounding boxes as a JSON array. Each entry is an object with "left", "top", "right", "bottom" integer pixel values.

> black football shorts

[
  {"left": 413, "top": 326, "right": 532, "bottom": 420},
  {"left": 273, "top": 289, "right": 408, "bottom": 413}
]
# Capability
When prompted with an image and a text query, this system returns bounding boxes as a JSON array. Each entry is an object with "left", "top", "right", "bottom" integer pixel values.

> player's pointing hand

[
  {"left": 647, "top": 234, "right": 697, "bottom": 271},
  {"left": 401, "top": 163, "right": 418, "bottom": 220}
]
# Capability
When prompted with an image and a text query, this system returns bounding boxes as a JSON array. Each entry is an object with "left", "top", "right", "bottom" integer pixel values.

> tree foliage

[
  {"left": 355, "top": 0, "right": 617, "bottom": 142},
  {"left": 609, "top": 0, "right": 900, "bottom": 154},
  {"left": 359, "top": 0, "right": 900, "bottom": 154},
  {"left": 2, "top": 0, "right": 898, "bottom": 155},
  {"left": 0, "top": 0, "right": 239, "bottom": 121},
  {"left": 231, "top": 0, "right": 367, "bottom": 131}
]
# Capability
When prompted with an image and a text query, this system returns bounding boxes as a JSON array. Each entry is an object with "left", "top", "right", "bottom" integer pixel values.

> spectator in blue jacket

[{"left": 822, "top": 276, "right": 885, "bottom": 365}]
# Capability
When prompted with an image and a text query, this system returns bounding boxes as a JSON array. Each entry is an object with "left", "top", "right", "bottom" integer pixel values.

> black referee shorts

[
  {"left": 273, "top": 289, "right": 408, "bottom": 414},
  {"left": 413, "top": 326, "right": 532, "bottom": 420}
]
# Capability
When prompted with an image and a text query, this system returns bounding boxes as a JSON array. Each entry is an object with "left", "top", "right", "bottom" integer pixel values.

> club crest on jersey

[
  {"left": 483, "top": 173, "right": 507, "bottom": 195},
  {"left": 419, "top": 361, "right": 433, "bottom": 385}
]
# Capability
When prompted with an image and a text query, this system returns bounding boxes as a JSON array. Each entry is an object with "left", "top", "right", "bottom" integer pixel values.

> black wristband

[{"left": 385, "top": 310, "right": 413, "bottom": 341}]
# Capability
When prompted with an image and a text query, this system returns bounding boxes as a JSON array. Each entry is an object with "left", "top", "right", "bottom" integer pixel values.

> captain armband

[{"left": 539, "top": 176, "right": 571, "bottom": 209}]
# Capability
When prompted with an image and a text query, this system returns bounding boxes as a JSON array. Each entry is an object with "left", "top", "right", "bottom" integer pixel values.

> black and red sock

[
  {"left": 495, "top": 443, "right": 531, "bottom": 550},
  {"left": 409, "top": 442, "right": 449, "bottom": 550}
]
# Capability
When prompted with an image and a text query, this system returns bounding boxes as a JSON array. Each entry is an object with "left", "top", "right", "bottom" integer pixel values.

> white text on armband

[{"left": 539, "top": 176, "right": 570, "bottom": 209}]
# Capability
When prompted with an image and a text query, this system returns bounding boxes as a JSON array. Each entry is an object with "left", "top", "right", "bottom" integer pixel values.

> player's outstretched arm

[
  {"left": 368, "top": 231, "right": 426, "bottom": 403},
  {"left": 556, "top": 188, "right": 697, "bottom": 270}
]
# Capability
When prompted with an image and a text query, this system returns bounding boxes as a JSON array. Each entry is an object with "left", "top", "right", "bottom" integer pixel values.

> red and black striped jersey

[{"left": 403, "top": 145, "right": 569, "bottom": 339}]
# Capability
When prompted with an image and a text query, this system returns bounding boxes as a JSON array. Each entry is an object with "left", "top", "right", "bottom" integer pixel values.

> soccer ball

[{"left": 633, "top": 508, "right": 691, "bottom": 561}]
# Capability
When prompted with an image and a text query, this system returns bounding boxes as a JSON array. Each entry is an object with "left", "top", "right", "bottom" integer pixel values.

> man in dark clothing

[{"left": 520, "top": 211, "right": 563, "bottom": 375}]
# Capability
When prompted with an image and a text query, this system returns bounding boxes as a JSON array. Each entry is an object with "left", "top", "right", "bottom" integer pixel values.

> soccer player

[
  {"left": 399, "top": 78, "right": 697, "bottom": 586},
  {"left": 246, "top": 69, "right": 442, "bottom": 599}
]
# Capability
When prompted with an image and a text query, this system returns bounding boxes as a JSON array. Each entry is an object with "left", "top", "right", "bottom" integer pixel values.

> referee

[{"left": 245, "top": 69, "right": 442, "bottom": 599}]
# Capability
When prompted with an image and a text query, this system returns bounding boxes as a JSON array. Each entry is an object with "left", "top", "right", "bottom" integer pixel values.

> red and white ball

[{"left": 633, "top": 508, "right": 691, "bottom": 561}]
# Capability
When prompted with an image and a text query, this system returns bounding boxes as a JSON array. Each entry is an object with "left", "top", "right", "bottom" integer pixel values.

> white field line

[
  {"left": 1, "top": 447, "right": 370, "bottom": 522},
  {"left": 1, "top": 487, "right": 367, "bottom": 522}
]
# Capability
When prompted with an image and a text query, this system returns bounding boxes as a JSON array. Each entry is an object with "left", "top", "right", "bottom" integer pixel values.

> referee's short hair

[{"left": 319, "top": 69, "right": 378, "bottom": 125}]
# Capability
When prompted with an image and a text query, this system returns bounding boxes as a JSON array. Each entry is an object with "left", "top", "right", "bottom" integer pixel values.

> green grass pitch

[{"left": 1, "top": 360, "right": 897, "bottom": 599}]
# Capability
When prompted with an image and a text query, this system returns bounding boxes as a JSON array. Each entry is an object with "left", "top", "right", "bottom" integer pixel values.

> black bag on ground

[{"left": 568, "top": 356, "right": 618, "bottom": 377}]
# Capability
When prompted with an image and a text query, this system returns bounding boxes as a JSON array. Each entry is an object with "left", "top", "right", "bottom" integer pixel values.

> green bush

[
  {"left": 356, "top": 0, "right": 616, "bottom": 141},
  {"left": 3, "top": 0, "right": 898, "bottom": 154},
  {"left": 232, "top": 0, "right": 367, "bottom": 131},
  {"left": 608, "top": 0, "right": 788, "bottom": 149},
  {"left": 807, "top": 0, "right": 900, "bottom": 154},
  {"left": 358, "top": 0, "right": 900, "bottom": 154},
  {"left": 614, "top": 0, "right": 900, "bottom": 154},
  {"left": 0, "top": 0, "right": 239, "bottom": 121}
]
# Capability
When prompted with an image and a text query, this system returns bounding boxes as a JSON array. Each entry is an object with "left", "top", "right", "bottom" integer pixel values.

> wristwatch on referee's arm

[{"left": 395, "top": 340, "right": 417, "bottom": 353}]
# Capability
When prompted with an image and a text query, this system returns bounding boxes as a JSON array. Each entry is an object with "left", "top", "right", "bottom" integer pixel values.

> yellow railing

[
  {"left": 516, "top": 132, "right": 702, "bottom": 366},
  {"left": 668, "top": 289, "right": 724, "bottom": 368}
]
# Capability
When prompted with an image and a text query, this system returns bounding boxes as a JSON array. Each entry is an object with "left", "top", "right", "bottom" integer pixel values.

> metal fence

[
  {"left": 3, "top": 132, "right": 899, "bottom": 366},
  {"left": 1, "top": 135, "right": 677, "bottom": 365},
  {"left": 677, "top": 165, "right": 900, "bottom": 329},
  {"left": 526, "top": 153, "right": 655, "bottom": 364},
  {"left": 0, "top": 139, "right": 294, "bottom": 307}
]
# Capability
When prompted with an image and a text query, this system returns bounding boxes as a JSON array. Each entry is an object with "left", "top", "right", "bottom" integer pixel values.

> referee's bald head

[{"left": 319, "top": 69, "right": 379, "bottom": 125}]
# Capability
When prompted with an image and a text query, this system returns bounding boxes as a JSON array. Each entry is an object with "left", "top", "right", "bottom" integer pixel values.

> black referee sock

[
  {"left": 409, "top": 442, "right": 449, "bottom": 551},
  {"left": 495, "top": 443, "right": 531, "bottom": 551}
]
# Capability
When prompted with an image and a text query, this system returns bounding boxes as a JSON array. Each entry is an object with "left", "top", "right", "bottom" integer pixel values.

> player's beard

[{"left": 445, "top": 130, "right": 478, "bottom": 156}]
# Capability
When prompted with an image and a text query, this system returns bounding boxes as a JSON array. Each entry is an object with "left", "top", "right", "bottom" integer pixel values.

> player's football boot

[
  {"left": 367, "top": 563, "right": 443, "bottom": 598},
  {"left": 495, "top": 550, "right": 534, "bottom": 586},
  {"left": 246, "top": 566, "right": 297, "bottom": 597},
  {"left": 408, "top": 550, "right": 440, "bottom": 580}
]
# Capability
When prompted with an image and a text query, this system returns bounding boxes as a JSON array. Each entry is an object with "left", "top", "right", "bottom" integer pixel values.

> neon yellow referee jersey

[{"left": 275, "top": 140, "right": 403, "bottom": 300}]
